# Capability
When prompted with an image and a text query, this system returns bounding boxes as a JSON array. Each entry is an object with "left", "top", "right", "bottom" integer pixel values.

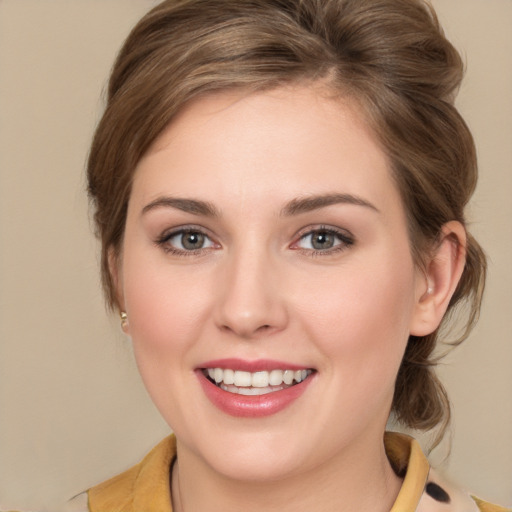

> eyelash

[
  {"left": 155, "top": 226, "right": 218, "bottom": 256},
  {"left": 292, "top": 225, "right": 355, "bottom": 257},
  {"left": 154, "top": 225, "right": 355, "bottom": 257}
]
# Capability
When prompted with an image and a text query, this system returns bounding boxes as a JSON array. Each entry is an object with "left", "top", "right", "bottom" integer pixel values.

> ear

[
  {"left": 409, "top": 221, "right": 467, "bottom": 337},
  {"left": 108, "top": 247, "right": 129, "bottom": 334}
]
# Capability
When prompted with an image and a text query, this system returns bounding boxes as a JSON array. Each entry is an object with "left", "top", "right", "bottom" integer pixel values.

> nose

[{"left": 214, "top": 246, "right": 289, "bottom": 339}]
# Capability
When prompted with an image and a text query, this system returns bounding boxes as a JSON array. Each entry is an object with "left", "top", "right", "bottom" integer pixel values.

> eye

[
  {"left": 171, "top": 231, "right": 211, "bottom": 250},
  {"left": 301, "top": 230, "right": 338, "bottom": 250},
  {"left": 156, "top": 227, "right": 217, "bottom": 254},
  {"left": 293, "top": 227, "right": 354, "bottom": 254}
]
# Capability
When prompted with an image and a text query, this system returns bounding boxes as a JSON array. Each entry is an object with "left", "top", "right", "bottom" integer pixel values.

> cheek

[
  {"left": 121, "top": 246, "right": 214, "bottom": 361},
  {"left": 121, "top": 255, "right": 215, "bottom": 425},
  {"left": 298, "top": 253, "right": 416, "bottom": 380}
]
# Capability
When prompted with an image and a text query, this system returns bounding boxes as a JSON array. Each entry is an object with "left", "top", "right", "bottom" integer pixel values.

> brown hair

[{"left": 87, "top": 0, "right": 486, "bottom": 439}]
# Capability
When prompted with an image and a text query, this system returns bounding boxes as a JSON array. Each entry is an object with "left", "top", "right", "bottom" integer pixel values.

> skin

[{"left": 114, "top": 85, "right": 466, "bottom": 512}]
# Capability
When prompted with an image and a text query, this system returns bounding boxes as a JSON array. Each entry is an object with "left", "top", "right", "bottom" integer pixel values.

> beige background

[{"left": 0, "top": 1, "right": 510, "bottom": 510}]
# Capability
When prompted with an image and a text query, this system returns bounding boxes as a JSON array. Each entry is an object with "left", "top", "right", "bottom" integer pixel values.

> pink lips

[{"left": 196, "top": 359, "right": 315, "bottom": 418}]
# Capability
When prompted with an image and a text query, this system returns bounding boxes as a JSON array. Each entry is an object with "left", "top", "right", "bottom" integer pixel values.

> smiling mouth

[{"left": 202, "top": 368, "right": 314, "bottom": 396}]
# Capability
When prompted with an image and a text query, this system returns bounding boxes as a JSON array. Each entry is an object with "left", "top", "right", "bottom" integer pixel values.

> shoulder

[
  {"left": 419, "top": 463, "right": 510, "bottom": 512},
  {"left": 471, "top": 496, "right": 512, "bottom": 512},
  {"left": 65, "top": 492, "right": 89, "bottom": 512},
  {"left": 385, "top": 432, "right": 510, "bottom": 512},
  {"left": 69, "top": 435, "right": 176, "bottom": 512}
]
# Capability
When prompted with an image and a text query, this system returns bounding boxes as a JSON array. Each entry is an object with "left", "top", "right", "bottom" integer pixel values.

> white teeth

[
  {"left": 233, "top": 370, "right": 252, "bottom": 387},
  {"left": 251, "top": 371, "right": 269, "bottom": 388},
  {"left": 238, "top": 386, "right": 261, "bottom": 396},
  {"left": 269, "top": 369, "right": 284, "bottom": 386},
  {"left": 214, "top": 368, "right": 223, "bottom": 383},
  {"left": 223, "top": 368, "right": 235, "bottom": 385},
  {"left": 220, "top": 383, "right": 286, "bottom": 396},
  {"left": 283, "top": 370, "right": 294, "bottom": 385},
  {"left": 205, "top": 367, "right": 313, "bottom": 391}
]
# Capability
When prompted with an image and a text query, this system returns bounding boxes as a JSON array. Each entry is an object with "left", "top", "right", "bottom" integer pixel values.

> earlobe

[
  {"left": 108, "top": 248, "right": 129, "bottom": 334},
  {"left": 410, "top": 221, "right": 467, "bottom": 337},
  {"left": 120, "top": 311, "right": 130, "bottom": 333}
]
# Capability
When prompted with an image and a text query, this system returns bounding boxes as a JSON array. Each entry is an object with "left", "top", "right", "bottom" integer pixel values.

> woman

[{"left": 71, "top": 0, "right": 508, "bottom": 510}]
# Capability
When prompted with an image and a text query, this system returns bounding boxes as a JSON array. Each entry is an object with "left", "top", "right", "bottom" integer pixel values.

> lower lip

[{"left": 197, "top": 371, "right": 314, "bottom": 418}]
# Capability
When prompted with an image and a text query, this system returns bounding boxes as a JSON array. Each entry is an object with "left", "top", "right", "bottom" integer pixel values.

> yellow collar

[
  {"left": 385, "top": 432, "right": 430, "bottom": 511},
  {"left": 88, "top": 435, "right": 176, "bottom": 512}
]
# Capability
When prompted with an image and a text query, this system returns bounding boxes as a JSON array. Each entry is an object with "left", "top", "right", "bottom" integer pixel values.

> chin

[
  {"left": 179, "top": 425, "right": 313, "bottom": 483},
  {"left": 208, "top": 451, "right": 305, "bottom": 483}
]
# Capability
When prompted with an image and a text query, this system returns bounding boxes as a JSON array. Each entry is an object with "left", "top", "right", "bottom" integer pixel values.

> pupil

[
  {"left": 312, "top": 231, "right": 334, "bottom": 250},
  {"left": 182, "top": 232, "right": 204, "bottom": 250}
]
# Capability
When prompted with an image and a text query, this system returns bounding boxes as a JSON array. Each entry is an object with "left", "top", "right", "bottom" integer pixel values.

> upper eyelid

[
  {"left": 158, "top": 224, "right": 215, "bottom": 240},
  {"left": 155, "top": 226, "right": 219, "bottom": 255},
  {"left": 293, "top": 225, "right": 354, "bottom": 241},
  {"left": 288, "top": 226, "right": 355, "bottom": 254}
]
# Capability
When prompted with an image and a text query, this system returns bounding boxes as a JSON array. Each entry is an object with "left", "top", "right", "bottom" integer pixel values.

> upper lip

[{"left": 198, "top": 358, "right": 312, "bottom": 372}]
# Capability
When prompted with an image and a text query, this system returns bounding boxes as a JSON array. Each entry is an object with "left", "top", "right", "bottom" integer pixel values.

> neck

[{"left": 171, "top": 433, "right": 401, "bottom": 512}]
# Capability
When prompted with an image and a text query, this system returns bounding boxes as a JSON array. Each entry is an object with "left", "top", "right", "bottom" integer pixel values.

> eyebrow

[
  {"left": 142, "top": 197, "right": 220, "bottom": 217},
  {"left": 141, "top": 192, "right": 379, "bottom": 218},
  {"left": 281, "top": 193, "right": 379, "bottom": 216}
]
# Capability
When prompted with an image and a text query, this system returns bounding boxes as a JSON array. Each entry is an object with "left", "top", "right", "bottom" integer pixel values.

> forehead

[{"left": 131, "top": 85, "right": 402, "bottom": 218}]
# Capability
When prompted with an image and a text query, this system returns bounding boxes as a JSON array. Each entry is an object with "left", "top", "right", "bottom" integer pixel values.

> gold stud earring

[{"left": 120, "top": 311, "right": 128, "bottom": 329}]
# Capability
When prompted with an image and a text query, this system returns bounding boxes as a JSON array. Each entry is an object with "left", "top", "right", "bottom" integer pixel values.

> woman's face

[{"left": 118, "top": 86, "right": 428, "bottom": 481}]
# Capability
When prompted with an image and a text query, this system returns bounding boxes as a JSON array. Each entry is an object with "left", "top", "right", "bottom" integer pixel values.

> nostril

[
  {"left": 220, "top": 323, "right": 274, "bottom": 337},
  {"left": 255, "top": 324, "right": 272, "bottom": 333}
]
